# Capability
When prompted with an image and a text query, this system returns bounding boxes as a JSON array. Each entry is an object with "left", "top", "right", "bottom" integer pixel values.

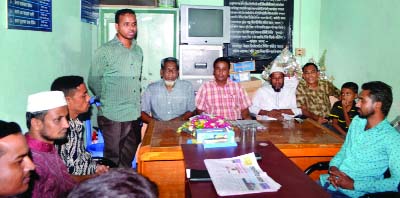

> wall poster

[
  {"left": 8, "top": 0, "right": 52, "bottom": 32},
  {"left": 224, "top": 0, "right": 293, "bottom": 73}
]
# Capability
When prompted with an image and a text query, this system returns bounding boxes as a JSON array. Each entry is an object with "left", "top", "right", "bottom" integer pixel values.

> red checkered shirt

[{"left": 195, "top": 79, "right": 252, "bottom": 120}]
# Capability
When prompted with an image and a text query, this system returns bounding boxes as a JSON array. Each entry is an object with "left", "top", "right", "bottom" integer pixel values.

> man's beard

[
  {"left": 272, "top": 82, "right": 284, "bottom": 92},
  {"left": 164, "top": 79, "right": 176, "bottom": 87},
  {"left": 41, "top": 130, "right": 67, "bottom": 142},
  {"left": 358, "top": 109, "right": 374, "bottom": 119}
]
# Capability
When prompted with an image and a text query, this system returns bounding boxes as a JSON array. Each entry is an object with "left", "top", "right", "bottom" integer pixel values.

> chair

[
  {"left": 304, "top": 162, "right": 400, "bottom": 197},
  {"left": 83, "top": 97, "right": 117, "bottom": 168},
  {"left": 304, "top": 161, "right": 329, "bottom": 175}
]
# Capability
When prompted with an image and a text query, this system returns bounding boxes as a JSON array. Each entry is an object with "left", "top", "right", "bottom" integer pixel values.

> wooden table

[
  {"left": 182, "top": 142, "right": 330, "bottom": 198},
  {"left": 138, "top": 119, "right": 343, "bottom": 198}
]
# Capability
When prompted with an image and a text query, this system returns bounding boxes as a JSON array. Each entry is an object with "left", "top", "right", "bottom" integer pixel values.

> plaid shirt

[
  {"left": 296, "top": 80, "right": 340, "bottom": 117},
  {"left": 195, "top": 79, "right": 251, "bottom": 120}
]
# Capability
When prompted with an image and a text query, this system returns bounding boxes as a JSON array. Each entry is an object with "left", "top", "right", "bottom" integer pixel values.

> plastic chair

[
  {"left": 304, "top": 161, "right": 329, "bottom": 175},
  {"left": 85, "top": 96, "right": 104, "bottom": 158}
]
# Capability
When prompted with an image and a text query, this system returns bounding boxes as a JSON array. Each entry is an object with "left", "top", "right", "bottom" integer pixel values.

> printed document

[{"left": 204, "top": 153, "right": 281, "bottom": 196}]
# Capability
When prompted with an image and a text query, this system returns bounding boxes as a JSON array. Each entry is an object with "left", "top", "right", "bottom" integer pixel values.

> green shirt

[
  {"left": 88, "top": 36, "right": 143, "bottom": 122},
  {"left": 296, "top": 80, "right": 340, "bottom": 117},
  {"left": 320, "top": 116, "right": 400, "bottom": 197}
]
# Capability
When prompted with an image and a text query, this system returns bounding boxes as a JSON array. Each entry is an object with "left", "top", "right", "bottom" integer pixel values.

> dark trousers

[{"left": 98, "top": 116, "right": 141, "bottom": 168}]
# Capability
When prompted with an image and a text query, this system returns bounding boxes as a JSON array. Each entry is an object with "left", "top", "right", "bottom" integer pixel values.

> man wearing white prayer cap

[
  {"left": 249, "top": 65, "right": 302, "bottom": 120},
  {"left": 24, "top": 91, "right": 92, "bottom": 198}
]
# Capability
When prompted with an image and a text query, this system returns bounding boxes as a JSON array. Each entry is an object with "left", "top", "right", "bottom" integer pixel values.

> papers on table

[{"left": 204, "top": 152, "right": 281, "bottom": 196}]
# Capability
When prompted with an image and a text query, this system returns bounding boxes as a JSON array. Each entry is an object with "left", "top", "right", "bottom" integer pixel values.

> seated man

[
  {"left": 250, "top": 66, "right": 301, "bottom": 120},
  {"left": 25, "top": 91, "right": 94, "bottom": 198},
  {"left": 319, "top": 81, "right": 400, "bottom": 197},
  {"left": 51, "top": 76, "right": 109, "bottom": 175},
  {"left": 296, "top": 63, "right": 340, "bottom": 124},
  {"left": 141, "top": 57, "right": 195, "bottom": 123},
  {"left": 0, "top": 120, "right": 35, "bottom": 197},
  {"left": 195, "top": 57, "right": 252, "bottom": 120},
  {"left": 67, "top": 168, "right": 158, "bottom": 198}
]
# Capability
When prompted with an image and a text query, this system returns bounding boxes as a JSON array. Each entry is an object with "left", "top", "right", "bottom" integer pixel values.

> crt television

[{"left": 180, "top": 5, "right": 230, "bottom": 45}]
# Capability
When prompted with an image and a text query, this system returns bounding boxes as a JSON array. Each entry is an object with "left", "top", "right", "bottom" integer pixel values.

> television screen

[
  {"left": 180, "top": 5, "right": 230, "bottom": 44},
  {"left": 188, "top": 8, "right": 223, "bottom": 37}
]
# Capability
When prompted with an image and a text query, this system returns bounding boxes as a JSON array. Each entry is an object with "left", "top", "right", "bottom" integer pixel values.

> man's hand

[
  {"left": 95, "top": 164, "right": 109, "bottom": 175},
  {"left": 268, "top": 110, "right": 284, "bottom": 120},
  {"left": 259, "top": 109, "right": 283, "bottom": 120},
  {"left": 328, "top": 166, "right": 354, "bottom": 190},
  {"left": 317, "top": 116, "right": 328, "bottom": 124}
]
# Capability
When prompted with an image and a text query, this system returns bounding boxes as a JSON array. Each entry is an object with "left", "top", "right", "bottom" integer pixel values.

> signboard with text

[
  {"left": 224, "top": 0, "right": 293, "bottom": 73},
  {"left": 8, "top": 0, "right": 52, "bottom": 32},
  {"left": 81, "top": 0, "right": 99, "bottom": 25}
]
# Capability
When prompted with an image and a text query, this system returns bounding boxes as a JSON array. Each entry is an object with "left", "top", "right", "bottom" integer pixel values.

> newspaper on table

[{"left": 204, "top": 152, "right": 281, "bottom": 196}]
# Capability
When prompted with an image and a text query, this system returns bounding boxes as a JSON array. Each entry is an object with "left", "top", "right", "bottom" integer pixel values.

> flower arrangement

[{"left": 177, "top": 114, "right": 232, "bottom": 137}]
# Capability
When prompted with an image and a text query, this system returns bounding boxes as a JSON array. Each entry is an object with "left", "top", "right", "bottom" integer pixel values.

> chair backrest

[
  {"left": 85, "top": 97, "right": 104, "bottom": 158},
  {"left": 304, "top": 161, "right": 329, "bottom": 175}
]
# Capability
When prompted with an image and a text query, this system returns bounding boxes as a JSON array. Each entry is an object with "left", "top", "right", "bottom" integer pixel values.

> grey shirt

[{"left": 141, "top": 79, "right": 195, "bottom": 121}]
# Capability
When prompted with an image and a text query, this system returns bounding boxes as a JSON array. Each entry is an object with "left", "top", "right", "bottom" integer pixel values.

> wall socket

[{"left": 295, "top": 48, "right": 306, "bottom": 56}]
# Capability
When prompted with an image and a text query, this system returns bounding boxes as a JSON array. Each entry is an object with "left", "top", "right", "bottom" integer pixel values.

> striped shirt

[
  {"left": 88, "top": 36, "right": 143, "bottom": 122},
  {"left": 328, "top": 100, "right": 358, "bottom": 132},
  {"left": 195, "top": 79, "right": 252, "bottom": 120}
]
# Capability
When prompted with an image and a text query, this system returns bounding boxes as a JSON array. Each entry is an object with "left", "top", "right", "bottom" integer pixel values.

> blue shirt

[
  {"left": 320, "top": 116, "right": 400, "bottom": 197},
  {"left": 141, "top": 79, "right": 195, "bottom": 121}
]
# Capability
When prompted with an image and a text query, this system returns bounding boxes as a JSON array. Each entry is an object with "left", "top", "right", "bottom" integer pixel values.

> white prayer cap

[
  {"left": 269, "top": 65, "right": 285, "bottom": 75},
  {"left": 27, "top": 91, "right": 67, "bottom": 112}
]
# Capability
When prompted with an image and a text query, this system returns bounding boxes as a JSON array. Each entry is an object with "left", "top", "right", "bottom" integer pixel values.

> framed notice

[
  {"left": 224, "top": 0, "right": 293, "bottom": 73},
  {"left": 81, "top": 0, "right": 99, "bottom": 25},
  {"left": 99, "top": 0, "right": 157, "bottom": 7},
  {"left": 8, "top": 0, "right": 52, "bottom": 32}
]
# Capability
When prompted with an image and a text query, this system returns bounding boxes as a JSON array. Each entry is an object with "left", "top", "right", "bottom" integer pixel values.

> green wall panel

[
  {"left": 319, "top": 0, "right": 400, "bottom": 119},
  {"left": 0, "top": 0, "right": 96, "bottom": 131}
]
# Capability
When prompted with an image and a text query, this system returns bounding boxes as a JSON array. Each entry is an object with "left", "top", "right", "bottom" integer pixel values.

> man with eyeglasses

[
  {"left": 250, "top": 66, "right": 301, "bottom": 120},
  {"left": 141, "top": 57, "right": 195, "bottom": 123},
  {"left": 296, "top": 63, "right": 340, "bottom": 124}
]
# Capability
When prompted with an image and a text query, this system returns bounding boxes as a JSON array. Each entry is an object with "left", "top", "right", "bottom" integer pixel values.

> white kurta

[{"left": 249, "top": 78, "right": 301, "bottom": 120}]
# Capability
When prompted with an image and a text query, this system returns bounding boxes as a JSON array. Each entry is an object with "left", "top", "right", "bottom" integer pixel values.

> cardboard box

[
  {"left": 239, "top": 77, "right": 263, "bottom": 100},
  {"left": 196, "top": 128, "right": 237, "bottom": 148},
  {"left": 239, "top": 77, "right": 263, "bottom": 89},
  {"left": 230, "top": 71, "right": 251, "bottom": 82},
  {"left": 230, "top": 60, "right": 255, "bottom": 73}
]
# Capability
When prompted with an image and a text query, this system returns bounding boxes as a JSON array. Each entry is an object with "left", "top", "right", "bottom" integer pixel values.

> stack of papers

[{"left": 204, "top": 153, "right": 281, "bottom": 196}]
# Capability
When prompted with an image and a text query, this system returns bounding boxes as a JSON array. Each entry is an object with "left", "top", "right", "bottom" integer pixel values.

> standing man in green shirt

[{"left": 88, "top": 9, "right": 143, "bottom": 168}]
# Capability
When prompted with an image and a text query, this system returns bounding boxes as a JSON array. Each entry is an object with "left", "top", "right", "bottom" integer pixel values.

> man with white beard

[{"left": 141, "top": 57, "right": 195, "bottom": 123}]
